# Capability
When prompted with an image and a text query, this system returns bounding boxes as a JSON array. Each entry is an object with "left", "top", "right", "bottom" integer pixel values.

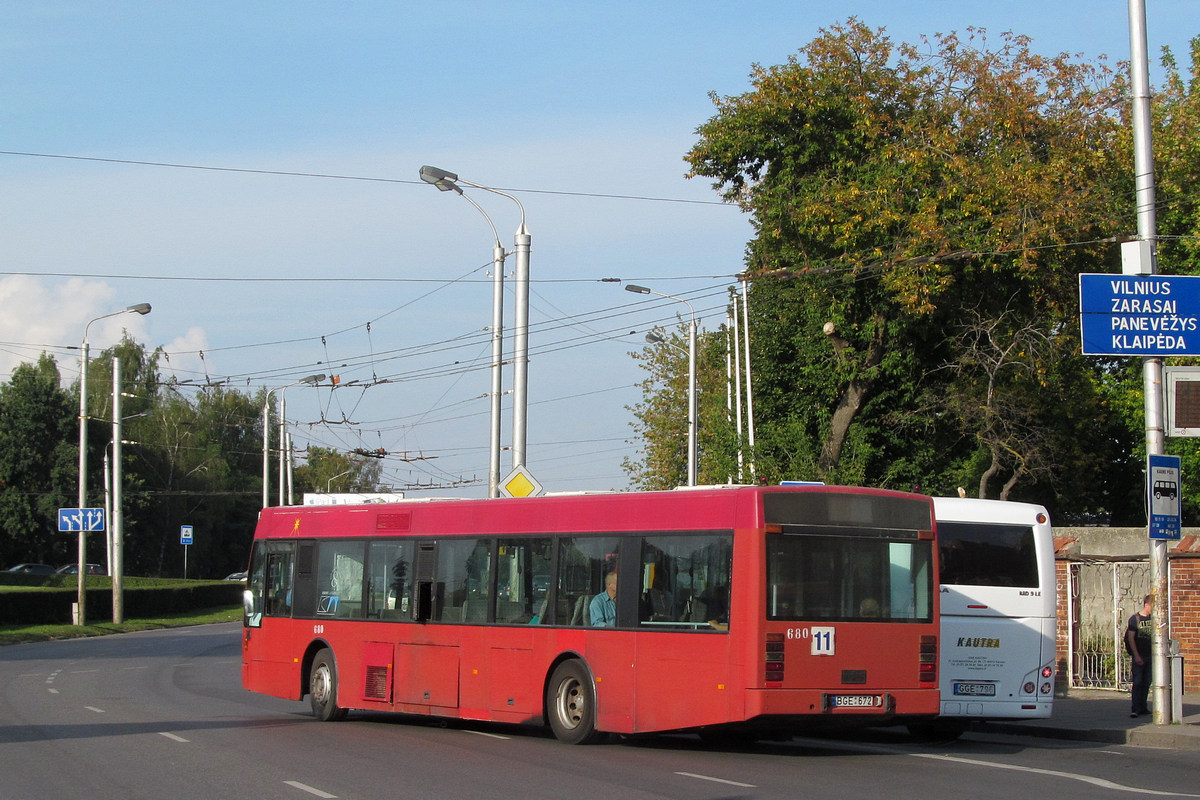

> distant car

[
  {"left": 56, "top": 563, "right": 106, "bottom": 575},
  {"left": 5, "top": 563, "right": 56, "bottom": 575},
  {"left": 224, "top": 571, "right": 248, "bottom": 581}
]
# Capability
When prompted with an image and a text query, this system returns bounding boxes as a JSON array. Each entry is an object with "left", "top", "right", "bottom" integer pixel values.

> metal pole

[
  {"left": 512, "top": 223, "right": 531, "bottom": 470},
  {"left": 112, "top": 356, "right": 124, "bottom": 623},
  {"left": 740, "top": 274, "right": 756, "bottom": 480},
  {"left": 103, "top": 450, "right": 112, "bottom": 577},
  {"left": 488, "top": 240, "right": 505, "bottom": 497},
  {"left": 731, "top": 297, "right": 745, "bottom": 480},
  {"left": 286, "top": 431, "right": 295, "bottom": 506},
  {"left": 262, "top": 395, "right": 271, "bottom": 508},
  {"left": 76, "top": 340, "right": 89, "bottom": 626},
  {"left": 686, "top": 307, "right": 697, "bottom": 486},
  {"left": 1129, "top": 0, "right": 1171, "bottom": 725},
  {"left": 278, "top": 391, "right": 286, "bottom": 506}
]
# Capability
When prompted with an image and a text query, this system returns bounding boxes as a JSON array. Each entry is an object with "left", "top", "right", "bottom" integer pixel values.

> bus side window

[
  {"left": 495, "top": 538, "right": 552, "bottom": 624},
  {"left": 640, "top": 534, "right": 733, "bottom": 629},
  {"left": 557, "top": 536, "right": 620, "bottom": 627},
  {"left": 367, "top": 540, "right": 412, "bottom": 620}
]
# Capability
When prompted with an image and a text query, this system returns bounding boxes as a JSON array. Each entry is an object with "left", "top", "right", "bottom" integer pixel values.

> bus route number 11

[
  {"left": 810, "top": 626, "right": 834, "bottom": 656},
  {"left": 786, "top": 626, "right": 836, "bottom": 655}
]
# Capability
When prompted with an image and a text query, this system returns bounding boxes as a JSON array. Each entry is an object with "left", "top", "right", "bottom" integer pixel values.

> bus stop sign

[{"left": 1148, "top": 453, "right": 1182, "bottom": 540}]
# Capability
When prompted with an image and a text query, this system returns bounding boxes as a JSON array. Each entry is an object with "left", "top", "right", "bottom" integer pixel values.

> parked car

[
  {"left": 5, "top": 563, "right": 56, "bottom": 575},
  {"left": 56, "top": 563, "right": 106, "bottom": 575},
  {"left": 224, "top": 571, "right": 248, "bottom": 581}
]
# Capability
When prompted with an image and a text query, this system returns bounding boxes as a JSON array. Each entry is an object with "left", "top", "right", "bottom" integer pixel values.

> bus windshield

[
  {"left": 766, "top": 533, "right": 933, "bottom": 622},
  {"left": 937, "top": 521, "right": 1038, "bottom": 588}
]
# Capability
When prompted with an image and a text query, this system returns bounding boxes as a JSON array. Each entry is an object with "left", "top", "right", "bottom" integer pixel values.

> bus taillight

[
  {"left": 919, "top": 635, "right": 937, "bottom": 684},
  {"left": 765, "top": 633, "right": 785, "bottom": 683}
]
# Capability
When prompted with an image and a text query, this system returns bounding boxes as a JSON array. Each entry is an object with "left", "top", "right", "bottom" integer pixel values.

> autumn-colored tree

[{"left": 683, "top": 20, "right": 1129, "bottom": 501}]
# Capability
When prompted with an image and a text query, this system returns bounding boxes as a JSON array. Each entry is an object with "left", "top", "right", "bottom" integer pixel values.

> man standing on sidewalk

[{"left": 1125, "top": 595, "right": 1154, "bottom": 718}]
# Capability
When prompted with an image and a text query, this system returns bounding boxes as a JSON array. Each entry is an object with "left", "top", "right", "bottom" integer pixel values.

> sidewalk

[{"left": 971, "top": 689, "right": 1200, "bottom": 750}]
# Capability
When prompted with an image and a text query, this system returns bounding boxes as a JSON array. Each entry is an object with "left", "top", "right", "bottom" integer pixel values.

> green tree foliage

[
  {"left": 643, "top": 20, "right": 1200, "bottom": 521},
  {"left": 294, "top": 445, "right": 383, "bottom": 497},
  {"left": 0, "top": 355, "right": 77, "bottom": 566}
]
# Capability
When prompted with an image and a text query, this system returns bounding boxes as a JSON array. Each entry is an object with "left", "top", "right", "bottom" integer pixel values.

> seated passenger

[{"left": 589, "top": 571, "right": 617, "bottom": 627}]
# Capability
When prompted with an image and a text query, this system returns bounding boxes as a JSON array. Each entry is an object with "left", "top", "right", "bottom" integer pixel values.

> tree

[
  {"left": 681, "top": 20, "right": 1130, "bottom": 505},
  {"left": 294, "top": 446, "right": 383, "bottom": 497},
  {"left": 0, "top": 355, "right": 77, "bottom": 566}
]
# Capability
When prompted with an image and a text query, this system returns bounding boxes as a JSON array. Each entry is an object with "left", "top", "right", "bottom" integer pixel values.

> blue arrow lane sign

[
  {"left": 58, "top": 508, "right": 106, "bottom": 532},
  {"left": 1079, "top": 273, "right": 1200, "bottom": 356}
]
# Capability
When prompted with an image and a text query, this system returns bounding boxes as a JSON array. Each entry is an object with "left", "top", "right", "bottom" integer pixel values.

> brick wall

[
  {"left": 1055, "top": 559, "right": 1072, "bottom": 691},
  {"left": 1170, "top": 555, "right": 1200, "bottom": 693}
]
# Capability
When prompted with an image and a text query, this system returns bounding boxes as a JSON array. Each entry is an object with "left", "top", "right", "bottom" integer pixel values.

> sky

[{"left": 1, "top": 1, "right": 1196, "bottom": 498}]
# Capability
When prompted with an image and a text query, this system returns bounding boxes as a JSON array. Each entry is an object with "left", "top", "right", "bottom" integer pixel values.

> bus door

[{"left": 243, "top": 540, "right": 304, "bottom": 698}]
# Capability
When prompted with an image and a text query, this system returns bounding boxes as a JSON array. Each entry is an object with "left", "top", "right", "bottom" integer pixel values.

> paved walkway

[{"left": 972, "top": 689, "right": 1200, "bottom": 750}]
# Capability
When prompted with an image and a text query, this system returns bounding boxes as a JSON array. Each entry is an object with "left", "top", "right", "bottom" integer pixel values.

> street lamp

[
  {"left": 420, "top": 165, "right": 531, "bottom": 483},
  {"left": 77, "top": 302, "right": 150, "bottom": 626},
  {"left": 262, "top": 374, "right": 325, "bottom": 508},
  {"left": 627, "top": 284, "right": 697, "bottom": 486}
]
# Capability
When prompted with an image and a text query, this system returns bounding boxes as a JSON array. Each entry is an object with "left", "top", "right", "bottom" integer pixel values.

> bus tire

[
  {"left": 310, "top": 648, "right": 348, "bottom": 722},
  {"left": 546, "top": 660, "right": 601, "bottom": 744}
]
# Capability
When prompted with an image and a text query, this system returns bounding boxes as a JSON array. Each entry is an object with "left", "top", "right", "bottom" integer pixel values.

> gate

[{"left": 1067, "top": 560, "right": 1151, "bottom": 690}]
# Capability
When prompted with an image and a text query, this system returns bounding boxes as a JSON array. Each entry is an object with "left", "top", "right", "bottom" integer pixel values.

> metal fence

[{"left": 1067, "top": 559, "right": 1152, "bottom": 690}]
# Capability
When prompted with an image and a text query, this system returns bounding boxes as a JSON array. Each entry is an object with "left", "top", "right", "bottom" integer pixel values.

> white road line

[
  {"left": 910, "top": 753, "right": 1200, "bottom": 798},
  {"left": 676, "top": 771, "right": 757, "bottom": 788},
  {"left": 464, "top": 730, "right": 511, "bottom": 740},
  {"left": 47, "top": 688, "right": 59, "bottom": 694},
  {"left": 158, "top": 732, "right": 189, "bottom": 743},
  {"left": 71, "top": 669, "right": 99, "bottom": 674},
  {"left": 121, "top": 665, "right": 150, "bottom": 671},
  {"left": 85, "top": 706, "right": 105, "bottom": 713},
  {"left": 284, "top": 780, "right": 338, "bottom": 798}
]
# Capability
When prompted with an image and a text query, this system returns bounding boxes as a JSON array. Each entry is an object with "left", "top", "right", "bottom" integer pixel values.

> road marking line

[
  {"left": 910, "top": 752, "right": 1200, "bottom": 797},
  {"left": 158, "top": 732, "right": 189, "bottom": 743},
  {"left": 284, "top": 780, "right": 338, "bottom": 798},
  {"left": 464, "top": 730, "right": 510, "bottom": 740},
  {"left": 71, "top": 669, "right": 99, "bottom": 674},
  {"left": 47, "top": 688, "right": 59, "bottom": 694},
  {"left": 676, "top": 771, "right": 756, "bottom": 788},
  {"left": 85, "top": 706, "right": 105, "bottom": 713}
]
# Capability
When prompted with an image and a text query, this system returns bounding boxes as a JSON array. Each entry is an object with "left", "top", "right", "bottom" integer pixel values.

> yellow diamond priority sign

[{"left": 500, "top": 466, "right": 543, "bottom": 498}]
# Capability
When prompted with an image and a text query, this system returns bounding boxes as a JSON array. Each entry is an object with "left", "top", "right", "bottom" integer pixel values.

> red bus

[{"left": 241, "top": 485, "right": 940, "bottom": 743}]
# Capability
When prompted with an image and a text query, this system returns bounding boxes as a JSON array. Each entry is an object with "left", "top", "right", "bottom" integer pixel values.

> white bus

[{"left": 923, "top": 497, "right": 1057, "bottom": 736}]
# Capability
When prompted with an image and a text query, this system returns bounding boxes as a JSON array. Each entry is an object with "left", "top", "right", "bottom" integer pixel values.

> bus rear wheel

[
  {"left": 546, "top": 660, "right": 601, "bottom": 744},
  {"left": 310, "top": 648, "right": 348, "bottom": 722}
]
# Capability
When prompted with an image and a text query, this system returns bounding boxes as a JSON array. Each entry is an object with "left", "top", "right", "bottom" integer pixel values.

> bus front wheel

[
  {"left": 546, "top": 660, "right": 602, "bottom": 744},
  {"left": 310, "top": 648, "right": 348, "bottom": 722}
]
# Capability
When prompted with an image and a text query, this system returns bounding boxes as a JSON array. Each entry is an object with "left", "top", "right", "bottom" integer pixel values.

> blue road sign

[
  {"left": 58, "top": 508, "right": 105, "bottom": 532},
  {"left": 1148, "top": 453, "right": 1182, "bottom": 540},
  {"left": 1079, "top": 273, "right": 1200, "bottom": 356},
  {"left": 181, "top": 525, "right": 194, "bottom": 545}
]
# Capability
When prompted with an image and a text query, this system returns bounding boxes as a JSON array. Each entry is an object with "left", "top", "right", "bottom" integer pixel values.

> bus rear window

[
  {"left": 937, "top": 521, "right": 1038, "bottom": 588},
  {"left": 766, "top": 534, "right": 933, "bottom": 622}
]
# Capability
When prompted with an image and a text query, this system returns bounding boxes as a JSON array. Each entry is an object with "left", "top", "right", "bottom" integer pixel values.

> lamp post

[
  {"left": 626, "top": 284, "right": 697, "bottom": 486},
  {"left": 420, "top": 165, "right": 531, "bottom": 482},
  {"left": 77, "top": 302, "right": 150, "bottom": 626},
  {"left": 262, "top": 374, "right": 325, "bottom": 508}
]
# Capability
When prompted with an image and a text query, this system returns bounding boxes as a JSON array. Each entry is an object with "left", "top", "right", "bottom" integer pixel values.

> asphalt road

[{"left": 1, "top": 622, "right": 1197, "bottom": 800}]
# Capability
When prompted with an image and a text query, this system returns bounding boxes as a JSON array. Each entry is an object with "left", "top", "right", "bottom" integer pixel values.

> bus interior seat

[{"left": 570, "top": 594, "right": 591, "bottom": 626}]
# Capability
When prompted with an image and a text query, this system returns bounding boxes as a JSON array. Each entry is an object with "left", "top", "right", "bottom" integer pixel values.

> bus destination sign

[{"left": 1079, "top": 273, "right": 1200, "bottom": 356}]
